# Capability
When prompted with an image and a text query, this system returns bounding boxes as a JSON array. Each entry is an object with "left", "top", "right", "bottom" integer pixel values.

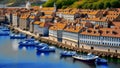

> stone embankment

[{"left": 8, "top": 25, "right": 120, "bottom": 59}]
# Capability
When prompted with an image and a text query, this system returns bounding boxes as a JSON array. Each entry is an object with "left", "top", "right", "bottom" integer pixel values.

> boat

[
  {"left": 95, "top": 58, "right": 107, "bottom": 65},
  {"left": 1, "top": 28, "right": 10, "bottom": 31},
  {"left": 2, "top": 28, "right": 10, "bottom": 31},
  {"left": 60, "top": 51, "right": 76, "bottom": 57},
  {"left": 37, "top": 46, "right": 55, "bottom": 52},
  {"left": 10, "top": 34, "right": 26, "bottom": 39},
  {"left": 72, "top": 53, "right": 98, "bottom": 62},
  {"left": 19, "top": 39, "right": 39, "bottom": 46},
  {"left": 0, "top": 31, "right": 9, "bottom": 36},
  {"left": 35, "top": 43, "right": 48, "bottom": 48}
]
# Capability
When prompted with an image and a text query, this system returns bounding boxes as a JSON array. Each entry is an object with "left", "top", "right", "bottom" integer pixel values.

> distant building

[
  {"left": 12, "top": 13, "right": 20, "bottom": 27},
  {"left": 19, "top": 13, "right": 30, "bottom": 30}
]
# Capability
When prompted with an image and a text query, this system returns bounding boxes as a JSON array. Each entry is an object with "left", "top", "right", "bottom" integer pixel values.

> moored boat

[
  {"left": 0, "top": 31, "right": 9, "bottom": 36},
  {"left": 72, "top": 53, "right": 98, "bottom": 62},
  {"left": 10, "top": 34, "right": 26, "bottom": 39},
  {"left": 1, "top": 28, "right": 10, "bottom": 31},
  {"left": 60, "top": 51, "right": 76, "bottom": 57},
  {"left": 35, "top": 43, "right": 48, "bottom": 48},
  {"left": 19, "top": 38, "right": 39, "bottom": 46},
  {"left": 37, "top": 46, "right": 55, "bottom": 52},
  {"left": 95, "top": 58, "right": 107, "bottom": 65}
]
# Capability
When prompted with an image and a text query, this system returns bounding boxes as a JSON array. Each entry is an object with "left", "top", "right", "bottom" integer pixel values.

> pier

[{"left": 7, "top": 25, "right": 120, "bottom": 59}]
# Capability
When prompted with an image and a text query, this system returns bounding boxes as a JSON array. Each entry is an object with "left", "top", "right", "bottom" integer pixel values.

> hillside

[
  {"left": 0, "top": 0, "right": 46, "bottom": 6},
  {"left": 43, "top": 0, "right": 120, "bottom": 9}
]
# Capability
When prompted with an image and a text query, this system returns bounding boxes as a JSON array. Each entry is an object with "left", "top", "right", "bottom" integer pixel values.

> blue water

[{"left": 0, "top": 36, "right": 120, "bottom": 68}]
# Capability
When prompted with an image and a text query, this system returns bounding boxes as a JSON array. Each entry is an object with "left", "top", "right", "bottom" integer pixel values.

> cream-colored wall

[{"left": 62, "top": 39, "right": 78, "bottom": 47}]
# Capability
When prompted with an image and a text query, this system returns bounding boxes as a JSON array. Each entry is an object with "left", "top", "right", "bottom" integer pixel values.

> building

[
  {"left": 40, "top": 16, "right": 53, "bottom": 22},
  {"left": 62, "top": 12, "right": 80, "bottom": 22},
  {"left": 79, "top": 27, "right": 120, "bottom": 53},
  {"left": 19, "top": 13, "right": 30, "bottom": 30},
  {"left": 5, "top": 12, "right": 12, "bottom": 24},
  {"left": 12, "top": 12, "right": 20, "bottom": 27},
  {"left": 81, "top": 18, "right": 109, "bottom": 28},
  {"left": 49, "top": 22, "right": 66, "bottom": 42},
  {"left": 62, "top": 23, "right": 83, "bottom": 47},
  {"left": 33, "top": 21, "right": 51, "bottom": 36}
]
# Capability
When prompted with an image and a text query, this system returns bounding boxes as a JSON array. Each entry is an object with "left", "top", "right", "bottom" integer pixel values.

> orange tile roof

[
  {"left": 100, "top": 28, "right": 120, "bottom": 38},
  {"left": 80, "top": 28, "right": 100, "bottom": 36},
  {"left": 20, "top": 14, "right": 30, "bottom": 19},
  {"left": 39, "top": 22, "right": 45, "bottom": 27},
  {"left": 32, "top": 6, "right": 40, "bottom": 10},
  {"left": 63, "top": 12, "right": 76, "bottom": 15},
  {"left": 80, "top": 27, "right": 120, "bottom": 37},
  {"left": 49, "top": 22, "right": 66, "bottom": 30},
  {"left": 34, "top": 21, "right": 41, "bottom": 25},
  {"left": 64, "top": 26, "right": 83, "bottom": 33},
  {"left": 40, "top": 16, "right": 53, "bottom": 19},
  {"left": 29, "top": 15, "right": 35, "bottom": 19},
  {"left": 44, "top": 12, "right": 53, "bottom": 15},
  {"left": 40, "top": 7, "right": 54, "bottom": 11},
  {"left": 81, "top": 18, "right": 106, "bottom": 22}
]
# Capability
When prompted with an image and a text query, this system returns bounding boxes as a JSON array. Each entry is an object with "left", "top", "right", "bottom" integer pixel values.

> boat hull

[
  {"left": 72, "top": 56, "right": 97, "bottom": 63},
  {"left": 37, "top": 48, "right": 55, "bottom": 52},
  {"left": 10, "top": 36, "right": 26, "bottom": 39}
]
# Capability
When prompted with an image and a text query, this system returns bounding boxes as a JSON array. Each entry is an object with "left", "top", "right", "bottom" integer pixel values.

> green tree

[
  {"left": 104, "top": 1, "right": 111, "bottom": 9},
  {"left": 97, "top": 2, "right": 104, "bottom": 9},
  {"left": 110, "top": 0, "right": 120, "bottom": 8},
  {"left": 43, "top": 0, "right": 54, "bottom": 7}
]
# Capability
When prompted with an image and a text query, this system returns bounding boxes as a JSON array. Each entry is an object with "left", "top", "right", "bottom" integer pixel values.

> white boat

[{"left": 72, "top": 53, "right": 98, "bottom": 62}]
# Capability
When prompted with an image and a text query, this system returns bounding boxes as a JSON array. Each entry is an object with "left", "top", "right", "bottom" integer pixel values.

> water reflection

[
  {"left": 36, "top": 51, "right": 50, "bottom": 56},
  {"left": 96, "top": 64, "right": 108, "bottom": 68},
  {"left": 73, "top": 59, "right": 96, "bottom": 68},
  {"left": 0, "top": 35, "right": 120, "bottom": 68},
  {"left": 11, "top": 39, "right": 20, "bottom": 51}
]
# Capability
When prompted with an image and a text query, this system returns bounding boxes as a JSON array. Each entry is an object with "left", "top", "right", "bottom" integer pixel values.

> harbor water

[{"left": 0, "top": 35, "right": 120, "bottom": 68}]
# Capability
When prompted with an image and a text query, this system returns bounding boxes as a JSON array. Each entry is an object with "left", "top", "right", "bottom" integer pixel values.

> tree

[
  {"left": 42, "top": 0, "right": 54, "bottom": 7},
  {"left": 110, "top": 0, "right": 120, "bottom": 8},
  {"left": 104, "top": 1, "right": 111, "bottom": 9},
  {"left": 97, "top": 2, "right": 104, "bottom": 9}
]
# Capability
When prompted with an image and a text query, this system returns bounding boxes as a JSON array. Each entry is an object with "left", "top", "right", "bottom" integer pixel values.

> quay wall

[
  {"left": 80, "top": 44, "right": 120, "bottom": 53},
  {"left": 7, "top": 25, "right": 120, "bottom": 59}
]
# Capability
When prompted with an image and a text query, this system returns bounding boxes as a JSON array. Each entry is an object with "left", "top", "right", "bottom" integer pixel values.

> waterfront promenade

[{"left": 8, "top": 25, "right": 120, "bottom": 59}]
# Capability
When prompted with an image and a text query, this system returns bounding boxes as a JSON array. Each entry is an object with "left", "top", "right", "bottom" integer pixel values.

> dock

[{"left": 8, "top": 25, "right": 120, "bottom": 59}]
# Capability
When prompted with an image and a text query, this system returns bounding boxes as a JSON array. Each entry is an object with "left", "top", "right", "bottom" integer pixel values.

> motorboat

[
  {"left": 10, "top": 34, "right": 26, "bottom": 39},
  {"left": 19, "top": 39, "right": 39, "bottom": 46},
  {"left": 37, "top": 46, "right": 55, "bottom": 52},
  {"left": 95, "top": 58, "right": 107, "bottom": 65},
  {"left": 35, "top": 43, "right": 48, "bottom": 48},
  {"left": 0, "top": 31, "right": 9, "bottom": 36},
  {"left": 72, "top": 53, "right": 98, "bottom": 62},
  {"left": 60, "top": 51, "right": 76, "bottom": 57},
  {"left": 1, "top": 28, "right": 10, "bottom": 31}
]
